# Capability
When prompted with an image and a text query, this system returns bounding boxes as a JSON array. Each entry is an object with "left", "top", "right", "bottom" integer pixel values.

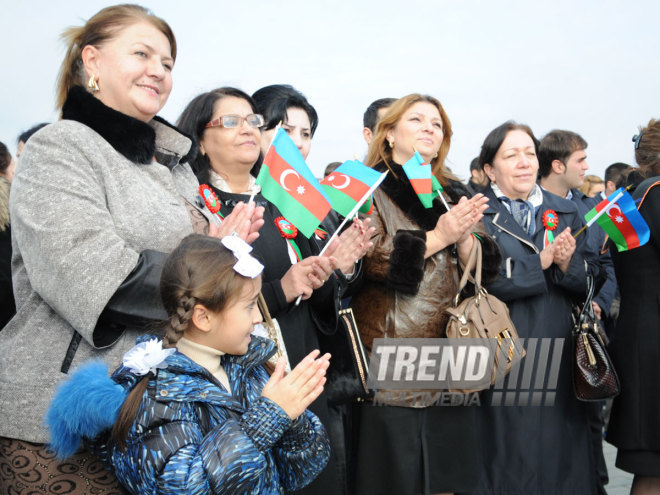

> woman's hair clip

[
  {"left": 122, "top": 338, "right": 176, "bottom": 376},
  {"left": 632, "top": 132, "right": 644, "bottom": 150},
  {"left": 221, "top": 235, "right": 264, "bottom": 278}
]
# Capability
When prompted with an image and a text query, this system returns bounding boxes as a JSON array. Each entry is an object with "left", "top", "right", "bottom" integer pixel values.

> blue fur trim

[{"left": 45, "top": 361, "right": 127, "bottom": 459}]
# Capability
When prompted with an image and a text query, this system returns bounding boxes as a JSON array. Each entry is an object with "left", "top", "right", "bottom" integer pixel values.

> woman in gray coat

[{"left": 0, "top": 5, "right": 261, "bottom": 493}]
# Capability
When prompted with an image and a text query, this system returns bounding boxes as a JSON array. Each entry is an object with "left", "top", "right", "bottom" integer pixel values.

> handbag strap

[
  {"left": 258, "top": 291, "right": 289, "bottom": 361},
  {"left": 456, "top": 238, "right": 483, "bottom": 295},
  {"left": 257, "top": 292, "right": 276, "bottom": 332},
  {"left": 577, "top": 270, "right": 596, "bottom": 324}
]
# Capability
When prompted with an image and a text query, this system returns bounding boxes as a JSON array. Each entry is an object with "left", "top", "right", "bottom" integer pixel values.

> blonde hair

[
  {"left": 56, "top": 4, "right": 176, "bottom": 110},
  {"left": 635, "top": 118, "right": 660, "bottom": 177},
  {"left": 364, "top": 94, "right": 456, "bottom": 186},
  {"left": 579, "top": 174, "right": 604, "bottom": 196}
]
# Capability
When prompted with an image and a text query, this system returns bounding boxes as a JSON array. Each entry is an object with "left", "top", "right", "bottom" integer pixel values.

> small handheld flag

[
  {"left": 256, "top": 128, "right": 331, "bottom": 237},
  {"left": 583, "top": 187, "right": 650, "bottom": 252},
  {"left": 293, "top": 169, "right": 388, "bottom": 306},
  {"left": 401, "top": 151, "right": 449, "bottom": 210},
  {"left": 320, "top": 160, "right": 384, "bottom": 217}
]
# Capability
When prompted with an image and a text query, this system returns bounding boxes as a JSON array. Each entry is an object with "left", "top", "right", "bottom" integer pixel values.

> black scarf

[{"left": 61, "top": 85, "right": 194, "bottom": 165}]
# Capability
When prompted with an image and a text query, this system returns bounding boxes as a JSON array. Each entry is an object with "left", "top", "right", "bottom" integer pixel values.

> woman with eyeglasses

[
  {"left": 0, "top": 6, "right": 263, "bottom": 492},
  {"left": 177, "top": 87, "right": 370, "bottom": 495},
  {"left": 606, "top": 120, "right": 660, "bottom": 495}
]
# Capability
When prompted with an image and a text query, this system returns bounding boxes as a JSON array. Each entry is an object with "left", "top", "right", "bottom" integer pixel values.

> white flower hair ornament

[
  {"left": 122, "top": 338, "right": 176, "bottom": 376},
  {"left": 221, "top": 235, "right": 264, "bottom": 278}
]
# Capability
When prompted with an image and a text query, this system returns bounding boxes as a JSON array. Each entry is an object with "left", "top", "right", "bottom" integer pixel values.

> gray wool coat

[{"left": 0, "top": 100, "right": 206, "bottom": 442}]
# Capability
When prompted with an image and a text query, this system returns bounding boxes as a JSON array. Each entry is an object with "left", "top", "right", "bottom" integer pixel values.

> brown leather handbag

[
  {"left": 572, "top": 272, "right": 620, "bottom": 401},
  {"left": 444, "top": 239, "right": 525, "bottom": 392}
]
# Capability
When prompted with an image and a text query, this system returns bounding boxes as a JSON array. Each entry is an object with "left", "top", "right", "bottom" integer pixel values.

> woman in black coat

[
  {"left": 606, "top": 119, "right": 660, "bottom": 494},
  {"left": 469, "top": 122, "right": 600, "bottom": 495},
  {"left": 176, "top": 87, "right": 370, "bottom": 495}
]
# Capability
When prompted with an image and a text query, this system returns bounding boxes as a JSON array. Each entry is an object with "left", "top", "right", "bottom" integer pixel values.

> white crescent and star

[
  {"left": 606, "top": 205, "right": 624, "bottom": 223},
  {"left": 279, "top": 169, "right": 300, "bottom": 191},
  {"left": 328, "top": 173, "right": 351, "bottom": 190}
]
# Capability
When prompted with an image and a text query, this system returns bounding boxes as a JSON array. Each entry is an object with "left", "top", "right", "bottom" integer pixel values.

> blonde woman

[
  {"left": 351, "top": 94, "right": 500, "bottom": 495},
  {"left": 580, "top": 174, "right": 605, "bottom": 197}
]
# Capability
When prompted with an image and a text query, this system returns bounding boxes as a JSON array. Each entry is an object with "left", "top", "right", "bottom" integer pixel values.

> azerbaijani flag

[
  {"left": 401, "top": 151, "right": 442, "bottom": 208},
  {"left": 584, "top": 188, "right": 650, "bottom": 252},
  {"left": 320, "top": 160, "right": 384, "bottom": 217},
  {"left": 256, "top": 128, "right": 331, "bottom": 237}
]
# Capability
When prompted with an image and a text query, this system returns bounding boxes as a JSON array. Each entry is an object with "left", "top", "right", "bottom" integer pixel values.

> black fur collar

[
  {"left": 61, "top": 85, "right": 193, "bottom": 165},
  {"left": 374, "top": 161, "right": 470, "bottom": 230}
]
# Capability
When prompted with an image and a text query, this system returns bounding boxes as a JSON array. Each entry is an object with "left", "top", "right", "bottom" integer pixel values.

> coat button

[{"left": 160, "top": 389, "right": 168, "bottom": 397}]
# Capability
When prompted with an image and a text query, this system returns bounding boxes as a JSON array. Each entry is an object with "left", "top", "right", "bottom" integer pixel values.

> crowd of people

[{"left": 0, "top": 4, "right": 659, "bottom": 495}]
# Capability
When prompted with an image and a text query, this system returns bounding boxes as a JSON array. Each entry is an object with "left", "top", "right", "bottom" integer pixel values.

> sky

[{"left": 1, "top": 0, "right": 659, "bottom": 182}]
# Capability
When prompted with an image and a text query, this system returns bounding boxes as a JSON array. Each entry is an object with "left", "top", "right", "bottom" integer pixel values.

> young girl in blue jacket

[{"left": 46, "top": 234, "right": 331, "bottom": 494}]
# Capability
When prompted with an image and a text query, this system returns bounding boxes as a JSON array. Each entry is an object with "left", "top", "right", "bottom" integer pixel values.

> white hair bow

[
  {"left": 221, "top": 235, "right": 264, "bottom": 278},
  {"left": 123, "top": 338, "right": 176, "bottom": 376}
]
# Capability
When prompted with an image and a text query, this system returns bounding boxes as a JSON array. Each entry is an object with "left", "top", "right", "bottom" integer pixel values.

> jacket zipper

[{"left": 492, "top": 213, "right": 539, "bottom": 253}]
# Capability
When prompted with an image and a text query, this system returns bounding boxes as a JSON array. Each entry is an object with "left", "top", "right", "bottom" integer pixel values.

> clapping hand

[
  {"left": 435, "top": 194, "right": 488, "bottom": 244},
  {"left": 429, "top": 194, "right": 489, "bottom": 260},
  {"left": 261, "top": 350, "right": 331, "bottom": 420},
  {"left": 324, "top": 217, "right": 375, "bottom": 274},
  {"left": 551, "top": 227, "right": 576, "bottom": 273},
  {"left": 209, "top": 201, "right": 265, "bottom": 244},
  {"left": 280, "top": 256, "right": 335, "bottom": 302},
  {"left": 539, "top": 227, "right": 575, "bottom": 273}
]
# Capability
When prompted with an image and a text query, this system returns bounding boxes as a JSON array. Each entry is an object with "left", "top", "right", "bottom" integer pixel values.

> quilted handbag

[{"left": 572, "top": 272, "right": 620, "bottom": 401}]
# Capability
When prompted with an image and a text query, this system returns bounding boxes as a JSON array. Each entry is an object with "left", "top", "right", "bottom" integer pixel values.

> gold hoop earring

[
  {"left": 388, "top": 141, "right": 394, "bottom": 149},
  {"left": 434, "top": 152, "right": 438, "bottom": 158},
  {"left": 88, "top": 75, "right": 99, "bottom": 93}
]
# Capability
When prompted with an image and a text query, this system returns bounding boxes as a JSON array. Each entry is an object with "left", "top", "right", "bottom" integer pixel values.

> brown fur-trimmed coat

[{"left": 351, "top": 162, "right": 501, "bottom": 358}]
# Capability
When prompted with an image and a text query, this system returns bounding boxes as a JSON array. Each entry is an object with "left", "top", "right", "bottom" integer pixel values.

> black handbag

[
  {"left": 572, "top": 272, "right": 620, "bottom": 401},
  {"left": 318, "top": 307, "right": 373, "bottom": 405}
]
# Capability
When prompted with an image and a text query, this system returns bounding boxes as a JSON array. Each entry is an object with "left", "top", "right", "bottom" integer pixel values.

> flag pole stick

[
  {"left": 573, "top": 188, "right": 626, "bottom": 239},
  {"left": 572, "top": 224, "right": 588, "bottom": 239},
  {"left": 294, "top": 170, "right": 388, "bottom": 306},
  {"left": 437, "top": 185, "right": 451, "bottom": 212}
]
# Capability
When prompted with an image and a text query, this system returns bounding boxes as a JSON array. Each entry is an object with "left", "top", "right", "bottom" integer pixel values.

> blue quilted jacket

[{"left": 89, "top": 335, "right": 330, "bottom": 494}]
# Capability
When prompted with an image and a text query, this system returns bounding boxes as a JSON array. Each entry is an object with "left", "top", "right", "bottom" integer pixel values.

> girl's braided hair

[{"left": 159, "top": 234, "right": 250, "bottom": 347}]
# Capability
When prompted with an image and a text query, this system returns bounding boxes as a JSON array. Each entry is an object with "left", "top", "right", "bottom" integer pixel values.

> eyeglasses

[
  {"left": 632, "top": 132, "right": 644, "bottom": 150},
  {"left": 205, "top": 114, "right": 265, "bottom": 129}
]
